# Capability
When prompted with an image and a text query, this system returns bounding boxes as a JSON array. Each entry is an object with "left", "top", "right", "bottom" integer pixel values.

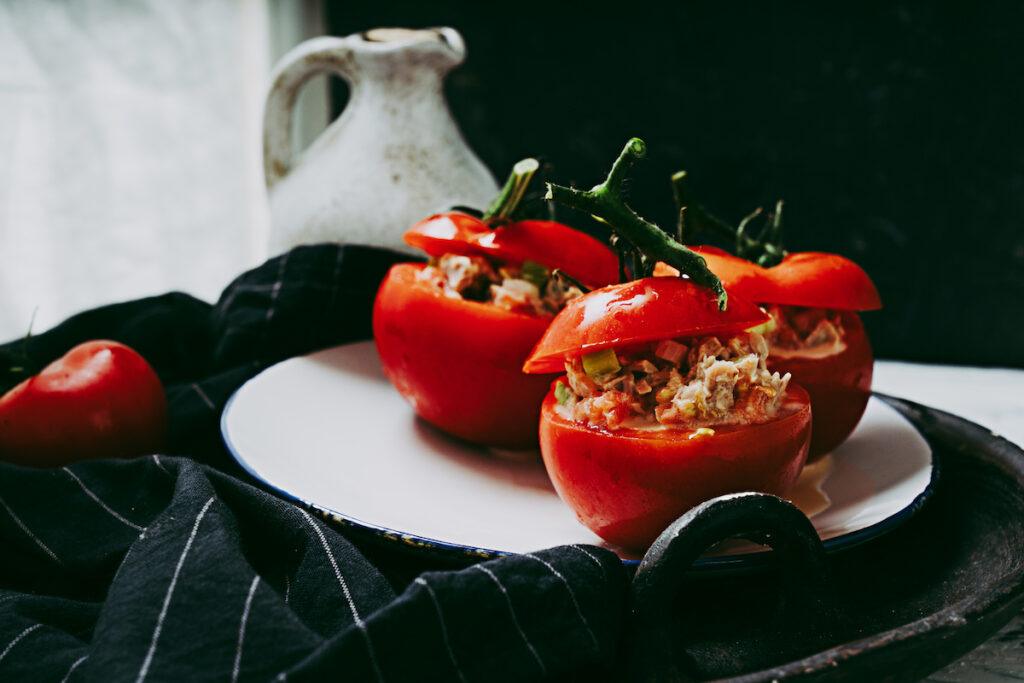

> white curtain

[{"left": 0, "top": 0, "right": 325, "bottom": 340}]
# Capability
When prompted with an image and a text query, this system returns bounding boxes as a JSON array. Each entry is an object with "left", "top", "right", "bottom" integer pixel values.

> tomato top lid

[
  {"left": 403, "top": 214, "right": 620, "bottom": 290},
  {"left": 523, "top": 276, "right": 770, "bottom": 374},
  {"left": 401, "top": 157, "right": 619, "bottom": 290},
  {"left": 684, "top": 246, "right": 882, "bottom": 312}
]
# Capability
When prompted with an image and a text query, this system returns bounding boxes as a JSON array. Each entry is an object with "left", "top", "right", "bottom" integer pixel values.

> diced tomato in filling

[
  {"left": 557, "top": 333, "right": 791, "bottom": 430},
  {"left": 416, "top": 254, "right": 584, "bottom": 316},
  {"left": 765, "top": 305, "right": 845, "bottom": 352}
]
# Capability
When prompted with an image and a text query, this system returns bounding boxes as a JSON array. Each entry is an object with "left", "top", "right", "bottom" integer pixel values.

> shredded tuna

[
  {"left": 557, "top": 332, "right": 791, "bottom": 430},
  {"left": 419, "top": 254, "right": 584, "bottom": 316},
  {"left": 766, "top": 305, "right": 845, "bottom": 353}
]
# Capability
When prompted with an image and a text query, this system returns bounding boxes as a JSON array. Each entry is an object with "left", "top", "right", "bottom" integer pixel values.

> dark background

[{"left": 327, "top": 1, "right": 1024, "bottom": 367}]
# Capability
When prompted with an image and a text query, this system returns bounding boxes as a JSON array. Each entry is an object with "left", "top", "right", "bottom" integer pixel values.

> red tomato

[
  {"left": 670, "top": 248, "right": 881, "bottom": 457},
  {"left": 539, "top": 382, "right": 811, "bottom": 550},
  {"left": 375, "top": 212, "right": 619, "bottom": 448},
  {"left": 0, "top": 341, "right": 167, "bottom": 467},
  {"left": 373, "top": 263, "right": 555, "bottom": 448},
  {"left": 524, "top": 278, "right": 812, "bottom": 549},
  {"left": 404, "top": 213, "right": 619, "bottom": 289},
  {"left": 689, "top": 246, "right": 881, "bottom": 311},
  {"left": 768, "top": 312, "right": 873, "bottom": 455},
  {"left": 523, "top": 276, "right": 770, "bottom": 374}
]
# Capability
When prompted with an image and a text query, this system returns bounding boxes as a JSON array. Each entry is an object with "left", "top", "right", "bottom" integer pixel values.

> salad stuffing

[{"left": 556, "top": 332, "right": 791, "bottom": 431}]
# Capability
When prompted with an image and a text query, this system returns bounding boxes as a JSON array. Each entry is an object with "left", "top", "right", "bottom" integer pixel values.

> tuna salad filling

[
  {"left": 418, "top": 254, "right": 584, "bottom": 316},
  {"left": 555, "top": 332, "right": 792, "bottom": 431},
  {"left": 764, "top": 305, "right": 846, "bottom": 358}
]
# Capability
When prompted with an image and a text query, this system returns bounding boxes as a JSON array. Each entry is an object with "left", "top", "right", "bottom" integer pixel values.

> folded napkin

[{"left": 0, "top": 245, "right": 627, "bottom": 682}]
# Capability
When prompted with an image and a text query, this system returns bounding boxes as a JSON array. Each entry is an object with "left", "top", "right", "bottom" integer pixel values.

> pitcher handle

[{"left": 262, "top": 36, "right": 357, "bottom": 189}]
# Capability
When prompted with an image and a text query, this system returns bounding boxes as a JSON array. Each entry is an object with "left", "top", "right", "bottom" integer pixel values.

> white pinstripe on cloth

[
  {"left": 135, "top": 496, "right": 215, "bottom": 683},
  {"left": 190, "top": 383, "right": 216, "bottom": 411},
  {"left": 472, "top": 564, "right": 547, "bottom": 677},
  {"left": 150, "top": 454, "right": 171, "bottom": 476},
  {"left": 63, "top": 467, "right": 145, "bottom": 532},
  {"left": 0, "top": 623, "right": 42, "bottom": 666},
  {"left": 231, "top": 576, "right": 261, "bottom": 683},
  {"left": 263, "top": 253, "right": 290, "bottom": 325},
  {"left": 415, "top": 577, "right": 467, "bottom": 683},
  {"left": 59, "top": 654, "right": 88, "bottom": 683},
  {"left": 523, "top": 553, "right": 599, "bottom": 652},
  {"left": 297, "top": 507, "right": 383, "bottom": 681},
  {"left": 0, "top": 495, "right": 60, "bottom": 564}
]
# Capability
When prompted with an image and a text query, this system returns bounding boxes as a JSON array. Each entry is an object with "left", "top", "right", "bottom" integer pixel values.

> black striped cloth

[{"left": 0, "top": 245, "right": 627, "bottom": 682}]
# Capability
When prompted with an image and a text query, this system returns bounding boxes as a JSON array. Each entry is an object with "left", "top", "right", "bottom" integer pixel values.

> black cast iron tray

[{"left": 626, "top": 394, "right": 1024, "bottom": 681}]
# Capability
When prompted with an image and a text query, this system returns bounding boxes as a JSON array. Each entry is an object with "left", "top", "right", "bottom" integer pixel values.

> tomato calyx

[
  {"left": 481, "top": 158, "right": 542, "bottom": 226},
  {"left": 0, "top": 312, "right": 39, "bottom": 397},
  {"left": 405, "top": 157, "right": 545, "bottom": 260},
  {"left": 545, "top": 138, "right": 728, "bottom": 309},
  {"left": 663, "top": 172, "right": 882, "bottom": 310}
]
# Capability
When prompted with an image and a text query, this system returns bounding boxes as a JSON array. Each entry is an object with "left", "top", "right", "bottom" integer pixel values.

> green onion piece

[
  {"left": 582, "top": 349, "right": 621, "bottom": 379},
  {"left": 746, "top": 316, "right": 777, "bottom": 335},
  {"left": 554, "top": 381, "right": 572, "bottom": 406},
  {"left": 520, "top": 260, "right": 550, "bottom": 289}
]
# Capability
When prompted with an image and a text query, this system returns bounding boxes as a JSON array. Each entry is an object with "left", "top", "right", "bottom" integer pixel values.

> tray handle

[{"left": 628, "top": 492, "right": 835, "bottom": 682}]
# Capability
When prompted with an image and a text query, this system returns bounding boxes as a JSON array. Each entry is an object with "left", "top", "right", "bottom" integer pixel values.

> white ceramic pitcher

[{"left": 262, "top": 27, "right": 498, "bottom": 256}]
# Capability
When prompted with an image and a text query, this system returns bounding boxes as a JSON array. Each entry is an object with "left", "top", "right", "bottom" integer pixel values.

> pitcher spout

[{"left": 361, "top": 27, "right": 466, "bottom": 72}]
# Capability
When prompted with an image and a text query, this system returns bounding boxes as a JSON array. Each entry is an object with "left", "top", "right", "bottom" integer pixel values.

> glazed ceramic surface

[
  {"left": 263, "top": 28, "right": 497, "bottom": 257},
  {"left": 222, "top": 341, "right": 933, "bottom": 565}
]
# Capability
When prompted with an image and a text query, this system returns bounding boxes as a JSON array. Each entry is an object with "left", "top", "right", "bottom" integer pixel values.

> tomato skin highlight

[
  {"left": 402, "top": 212, "right": 490, "bottom": 260},
  {"left": 404, "top": 213, "right": 619, "bottom": 290},
  {"left": 539, "top": 382, "right": 812, "bottom": 550},
  {"left": 768, "top": 311, "right": 873, "bottom": 457},
  {"left": 373, "top": 263, "right": 554, "bottom": 448},
  {"left": 0, "top": 341, "right": 167, "bottom": 467}
]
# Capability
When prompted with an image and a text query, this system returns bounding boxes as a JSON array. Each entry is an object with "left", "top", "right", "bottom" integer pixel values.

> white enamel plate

[{"left": 222, "top": 341, "right": 934, "bottom": 568}]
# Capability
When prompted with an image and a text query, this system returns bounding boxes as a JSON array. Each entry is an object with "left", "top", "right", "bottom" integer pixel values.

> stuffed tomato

[
  {"left": 373, "top": 160, "right": 619, "bottom": 448},
  {"left": 686, "top": 247, "right": 880, "bottom": 457},
  {"left": 523, "top": 277, "right": 812, "bottom": 550}
]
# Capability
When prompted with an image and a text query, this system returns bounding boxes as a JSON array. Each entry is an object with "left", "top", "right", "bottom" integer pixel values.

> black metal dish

[{"left": 627, "top": 394, "right": 1024, "bottom": 680}]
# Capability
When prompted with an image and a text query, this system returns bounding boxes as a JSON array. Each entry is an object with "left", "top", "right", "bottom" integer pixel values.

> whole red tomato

[
  {"left": 0, "top": 340, "right": 167, "bottom": 467},
  {"left": 524, "top": 276, "right": 811, "bottom": 549},
  {"left": 677, "top": 247, "right": 881, "bottom": 457},
  {"left": 374, "top": 212, "right": 618, "bottom": 449}
]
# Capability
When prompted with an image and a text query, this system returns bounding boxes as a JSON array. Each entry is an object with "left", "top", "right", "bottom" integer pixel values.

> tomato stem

[
  {"left": 671, "top": 170, "right": 787, "bottom": 267},
  {"left": 671, "top": 170, "right": 744, "bottom": 245},
  {"left": 545, "top": 138, "right": 728, "bottom": 309},
  {"left": 1, "top": 308, "right": 37, "bottom": 395},
  {"left": 483, "top": 158, "right": 541, "bottom": 225}
]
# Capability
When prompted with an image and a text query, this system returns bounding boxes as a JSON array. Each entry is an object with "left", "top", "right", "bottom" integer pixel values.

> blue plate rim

[{"left": 221, "top": 362, "right": 938, "bottom": 570}]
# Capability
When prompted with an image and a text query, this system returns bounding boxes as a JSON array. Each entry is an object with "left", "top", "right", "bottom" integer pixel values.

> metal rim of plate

[{"left": 221, "top": 386, "right": 939, "bottom": 570}]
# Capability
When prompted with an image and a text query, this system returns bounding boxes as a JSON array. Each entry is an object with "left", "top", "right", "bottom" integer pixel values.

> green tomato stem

[
  {"left": 483, "top": 158, "right": 540, "bottom": 225},
  {"left": 671, "top": 169, "right": 787, "bottom": 267},
  {"left": 546, "top": 138, "right": 728, "bottom": 309}
]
